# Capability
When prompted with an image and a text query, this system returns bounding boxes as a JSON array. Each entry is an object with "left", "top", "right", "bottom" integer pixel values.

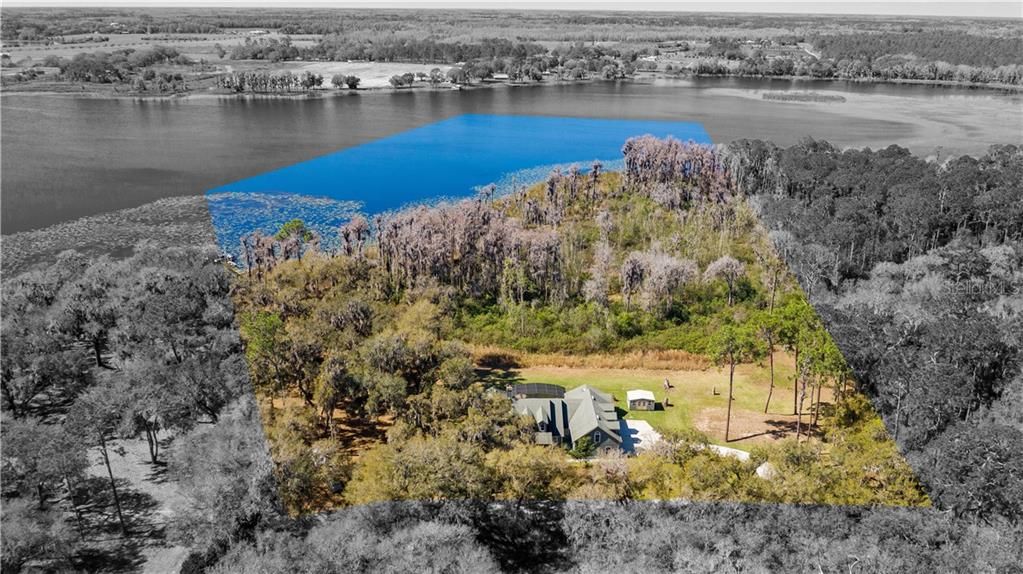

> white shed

[{"left": 627, "top": 389, "right": 657, "bottom": 411}]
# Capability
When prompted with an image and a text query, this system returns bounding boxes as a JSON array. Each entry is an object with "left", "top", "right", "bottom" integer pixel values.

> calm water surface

[{"left": 3, "top": 77, "right": 1021, "bottom": 233}]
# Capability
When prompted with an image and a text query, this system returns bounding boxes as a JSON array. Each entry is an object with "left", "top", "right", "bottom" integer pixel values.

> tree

[
  {"left": 275, "top": 218, "right": 313, "bottom": 261},
  {"left": 1, "top": 419, "right": 88, "bottom": 515},
  {"left": 486, "top": 444, "right": 577, "bottom": 506},
  {"left": 339, "top": 215, "right": 370, "bottom": 257},
  {"left": 66, "top": 380, "right": 132, "bottom": 536},
  {"left": 802, "top": 329, "right": 849, "bottom": 428},
  {"left": 1, "top": 500, "right": 78, "bottom": 572},
  {"left": 777, "top": 297, "right": 814, "bottom": 416},
  {"left": 446, "top": 66, "right": 465, "bottom": 84},
  {"left": 436, "top": 356, "right": 475, "bottom": 390},
  {"left": 344, "top": 75, "right": 361, "bottom": 89},
  {"left": 925, "top": 423, "right": 1023, "bottom": 522},
  {"left": 1, "top": 312, "right": 91, "bottom": 418},
  {"left": 59, "top": 258, "right": 122, "bottom": 367},
  {"left": 703, "top": 255, "right": 746, "bottom": 306},
  {"left": 759, "top": 231, "right": 794, "bottom": 312},
  {"left": 620, "top": 252, "right": 645, "bottom": 309},
  {"left": 344, "top": 436, "right": 492, "bottom": 504},
  {"left": 641, "top": 252, "right": 697, "bottom": 315},
  {"left": 389, "top": 74, "right": 412, "bottom": 88},
  {"left": 753, "top": 310, "right": 783, "bottom": 413},
  {"left": 239, "top": 311, "right": 290, "bottom": 420},
  {"left": 300, "top": 71, "right": 323, "bottom": 90},
  {"left": 314, "top": 350, "right": 365, "bottom": 432},
  {"left": 627, "top": 451, "right": 686, "bottom": 499},
  {"left": 121, "top": 358, "right": 194, "bottom": 464},
  {"left": 568, "top": 436, "right": 596, "bottom": 459},
  {"left": 711, "top": 321, "right": 766, "bottom": 442},
  {"left": 170, "top": 399, "right": 281, "bottom": 550}
]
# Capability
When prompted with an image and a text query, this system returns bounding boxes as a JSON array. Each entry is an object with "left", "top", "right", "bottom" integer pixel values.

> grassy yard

[{"left": 512, "top": 351, "right": 826, "bottom": 447}]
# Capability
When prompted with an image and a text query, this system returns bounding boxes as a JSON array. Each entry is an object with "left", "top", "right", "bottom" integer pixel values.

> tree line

[
  {"left": 215, "top": 70, "right": 324, "bottom": 93},
  {"left": 811, "top": 31, "right": 1023, "bottom": 68},
  {"left": 692, "top": 53, "right": 1023, "bottom": 86}
]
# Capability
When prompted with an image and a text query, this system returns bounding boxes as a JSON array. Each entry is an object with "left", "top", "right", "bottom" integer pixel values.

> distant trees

[
  {"left": 446, "top": 67, "right": 466, "bottom": 84},
  {"left": 229, "top": 36, "right": 300, "bottom": 62},
  {"left": 302, "top": 36, "right": 546, "bottom": 66},
  {"left": 811, "top": 31, "right": 1023, "bottom": 69},
  {"left": 56, "top": 45, "right": 192, "bottom": 84},
  {"left": 388, "top": 72, "right": 415, "bottom": 88},
  {"left": 216, "top": 70, "right": 312, "bottom": 93},
  {"left": 331, "top": 74, "right": 360, "bottom": 89},
  {"left": 299, "top": 71, "right": 323, "bottom": 89},
  {"left": 690, "top": 34, "right": 1023, "bottom": 85}
]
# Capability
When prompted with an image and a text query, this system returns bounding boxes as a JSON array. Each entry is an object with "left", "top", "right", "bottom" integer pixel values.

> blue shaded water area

[{"left": 207, "top": 114, "right": 710, "bottom": 257}]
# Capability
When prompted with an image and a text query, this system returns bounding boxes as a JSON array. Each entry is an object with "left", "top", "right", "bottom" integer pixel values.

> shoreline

[
  {"left": 4, "top": 71, "right": 1019, "bottom": 101},
  {"left": 685, "top": 72, "right": 1023, "bottom": 93}
]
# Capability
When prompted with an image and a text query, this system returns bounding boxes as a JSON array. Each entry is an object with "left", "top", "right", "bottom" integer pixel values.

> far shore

[{"left": 4, "top": 66, "right": 1020, "bottom": 101}]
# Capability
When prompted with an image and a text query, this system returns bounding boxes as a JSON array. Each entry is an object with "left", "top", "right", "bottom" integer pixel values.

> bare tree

[
  {"left": 620, "top": 252, "right": 646, "bottom": 309},
  {"left": 703, "top": 255, "right": 746, "bottom": 306}
]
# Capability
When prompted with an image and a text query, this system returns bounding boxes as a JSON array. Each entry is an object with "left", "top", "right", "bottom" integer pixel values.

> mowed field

[{"left": 513, "top": 351, "right": 831, "bottom": 447}]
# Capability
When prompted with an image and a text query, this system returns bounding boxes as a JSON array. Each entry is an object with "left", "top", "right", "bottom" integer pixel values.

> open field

[{"left": 510, "top": 351, "right": 832, "bottom": 447}]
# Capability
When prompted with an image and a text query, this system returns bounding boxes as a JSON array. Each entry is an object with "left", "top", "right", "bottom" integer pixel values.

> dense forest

[
  {"left": 1, "top": 244, "right": 274, "bottom": 571},
  {"left": 2, "top": 138, "right": 1021, "bottom": 572},
  {"left": 810, "top": 31, "right": 1023, "bottom": 68},
  {"left": 727, "top": 139, "right": 1023, "bottom": 523}
]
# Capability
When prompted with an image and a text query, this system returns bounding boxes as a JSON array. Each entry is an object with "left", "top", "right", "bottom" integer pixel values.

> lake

[
  {"left": 3, "top": 77, "right": 1021, "bottom": 234},
  {"left": 206, "top": 114, "right": 711, "bottom": 254}
]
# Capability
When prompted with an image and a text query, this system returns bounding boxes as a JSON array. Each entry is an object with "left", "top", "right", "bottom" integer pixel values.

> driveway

[{"left": 619, "top": 419, "right": 663, "bottom": 453}]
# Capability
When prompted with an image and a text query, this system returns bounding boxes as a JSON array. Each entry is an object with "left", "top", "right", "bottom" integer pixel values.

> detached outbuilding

[{"left": 627, "top": 390, "right": 657, "bottom": 411}]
